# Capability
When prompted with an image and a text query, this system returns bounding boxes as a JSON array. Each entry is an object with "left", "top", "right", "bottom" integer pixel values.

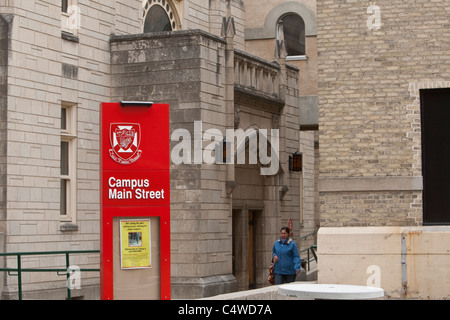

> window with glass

[
  {"left": 61, "top": 103, "right": 77, "bottom": 222},
  {"left": 277, "top": 13, "right": 306, "bottom": 57},
  {"left": 62, "top": 0, "right": 69, "bottom": 13},
  {"left": 142, "top": 0, "right": 177, "bottom": 33}
]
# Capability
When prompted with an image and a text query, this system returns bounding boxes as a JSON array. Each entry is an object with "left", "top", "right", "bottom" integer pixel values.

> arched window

[
  {"left": 278, "top": 13, "right": 306, "bottom": 56},
  {"left": 143, "top": 0, "right": 178, "bottom": 33}
]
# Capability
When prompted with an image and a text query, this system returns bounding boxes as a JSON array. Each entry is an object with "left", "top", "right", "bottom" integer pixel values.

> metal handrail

[
  {"left": 0, "top": 250, "right": 100, "bottom": 300},
  {"left": 298, "top": 230, "right": 318, "bottom": 241},
  {"left": 300, "top": 245, "right": 317, "bottom": 271},
  {"left": 299, "top": 231, "right": 318, "bottom": 271}
]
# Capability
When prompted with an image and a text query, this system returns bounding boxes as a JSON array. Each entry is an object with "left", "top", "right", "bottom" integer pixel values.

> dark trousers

[{"left": 274, "top": 274, "right": 296, "bottom": 285}]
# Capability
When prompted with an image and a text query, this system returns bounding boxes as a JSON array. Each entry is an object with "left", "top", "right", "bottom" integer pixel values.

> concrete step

[{"left": 298, "top": 260, "right": 318, "bottom": 281}]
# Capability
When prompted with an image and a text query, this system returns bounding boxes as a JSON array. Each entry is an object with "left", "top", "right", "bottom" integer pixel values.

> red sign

[{"left": 100, "top": 102, "right": 170, "bottom": 300}]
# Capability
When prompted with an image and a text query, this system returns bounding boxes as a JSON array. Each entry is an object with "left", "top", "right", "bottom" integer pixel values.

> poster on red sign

[{"left": 100, "top": 102, "right": 170, "bottom": 300}]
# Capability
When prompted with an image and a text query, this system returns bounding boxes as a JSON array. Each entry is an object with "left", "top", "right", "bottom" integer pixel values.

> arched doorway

[{"left": 231, "top": 129, "right": 282, "bottom": 291}]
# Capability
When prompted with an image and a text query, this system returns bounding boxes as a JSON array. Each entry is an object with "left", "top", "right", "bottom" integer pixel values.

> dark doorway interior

[{"left": 232, "top": 209, "right": 262, "bottom": 290}]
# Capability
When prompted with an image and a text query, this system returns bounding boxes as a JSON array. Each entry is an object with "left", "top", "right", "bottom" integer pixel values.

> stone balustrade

[{"left": 234, "top": 49, "right": 282, "bottom": 103}]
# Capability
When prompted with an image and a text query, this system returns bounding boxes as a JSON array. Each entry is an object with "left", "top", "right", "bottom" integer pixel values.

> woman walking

[{"left": 272, "top": 227, "right": 301, "bottom": 285}]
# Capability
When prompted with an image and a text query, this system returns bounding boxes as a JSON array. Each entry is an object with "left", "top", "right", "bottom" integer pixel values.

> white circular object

[{"left": 278, "top": 283, "right": 384, "bottom": 300}]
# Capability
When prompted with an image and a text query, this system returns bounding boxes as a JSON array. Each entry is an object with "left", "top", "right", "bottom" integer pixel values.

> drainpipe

[{"left": 401, "top": 232, "right": 407, "bottom": 297}]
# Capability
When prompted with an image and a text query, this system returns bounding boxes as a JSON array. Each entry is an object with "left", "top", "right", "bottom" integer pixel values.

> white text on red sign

[{"left": 108, "top": 177, "right": 165, "bottom": 200}]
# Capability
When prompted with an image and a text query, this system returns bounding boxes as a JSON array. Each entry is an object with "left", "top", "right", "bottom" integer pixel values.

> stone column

[{"left": 222, "top": 3, "right": 237, "bottom": 197}]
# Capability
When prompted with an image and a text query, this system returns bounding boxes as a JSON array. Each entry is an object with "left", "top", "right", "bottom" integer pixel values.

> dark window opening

[
  {"left": 62, "top": 0, "right": 68, "bottom": 13},
  {"left": 279, "top": 14, "right": 306, "bottom": 56},
  {"left": 420, "top": 88, "right": 450, "bottom": 225},
  {"left": 144, "top": 5, "right": 172, "bottom": 33}
]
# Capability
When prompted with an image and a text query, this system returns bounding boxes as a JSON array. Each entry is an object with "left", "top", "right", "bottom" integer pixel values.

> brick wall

[{"left": 317, "top": 0, "right": 450, "bottom": 226}]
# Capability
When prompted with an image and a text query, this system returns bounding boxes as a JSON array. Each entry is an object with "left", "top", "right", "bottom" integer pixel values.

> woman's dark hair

[{"left": 280, "top": 227, "right": 290, "bottom": 234}]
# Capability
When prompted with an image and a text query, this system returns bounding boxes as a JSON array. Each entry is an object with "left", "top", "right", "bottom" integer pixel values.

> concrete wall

[
  {"left": 318, "top": 226, "right": 450, "bottom": 299},
  {"left": 201, "top": 282, "right": 308, "bottom": 300}
]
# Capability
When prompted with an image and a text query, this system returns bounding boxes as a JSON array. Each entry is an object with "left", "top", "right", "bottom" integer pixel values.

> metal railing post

[
  {"left": 307, "top": 248, "right": 310, "bottom": 271},
  {"left": 17, "top": 254, "right": 22, "bottom": 300},
  {"left": 299, "top": 230, "right": 318, "bottom": 273},
  {"left": 66, "top": 252, "right": 71, "bottom": 300}
]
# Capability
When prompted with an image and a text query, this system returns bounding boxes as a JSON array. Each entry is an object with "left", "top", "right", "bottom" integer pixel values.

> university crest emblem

[{"left": 109, "top": 123, "right": 142, "bottom": 164}]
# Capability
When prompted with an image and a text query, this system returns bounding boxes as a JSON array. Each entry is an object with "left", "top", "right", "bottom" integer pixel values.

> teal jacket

[{"left": 272, "top": 238, "right": 301, "bottom": 275}]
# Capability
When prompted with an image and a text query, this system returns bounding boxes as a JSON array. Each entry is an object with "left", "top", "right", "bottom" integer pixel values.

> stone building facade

[
  {"left": 0, "top": 0, "right": 318, "bottom": 299},
  {"left": 317, "top": 0, "right": 450, "bottom": 299}
]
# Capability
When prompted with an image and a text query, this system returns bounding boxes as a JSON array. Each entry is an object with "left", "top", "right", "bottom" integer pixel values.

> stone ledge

[
  {"left": 319, "top": 176, "right": 423, "bottom": 193},
  {"left": 110, "top": 29, "right": 226, "bottom": 44},
  {"left": 200, "top": 281, "right": 317, "bottom": 300},
  {"left": 60, "top": 223, "right": 79, "bottom": 232},
  {"left": 171, "top": 274, "right": 237, "bottom": 299}
]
